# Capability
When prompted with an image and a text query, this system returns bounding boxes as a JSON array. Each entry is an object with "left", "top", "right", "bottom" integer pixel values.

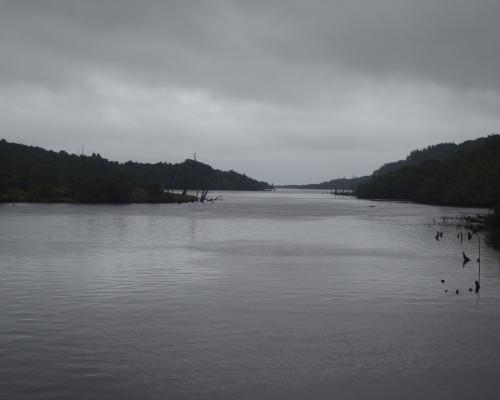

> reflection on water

[{"left": 1, "top": 190, "right": 500, "bottom": 399}]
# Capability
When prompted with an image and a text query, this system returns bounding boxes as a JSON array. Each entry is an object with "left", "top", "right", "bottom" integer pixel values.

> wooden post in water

[{"left": 478, "top": 234, "right": 481, "bottom": 283}]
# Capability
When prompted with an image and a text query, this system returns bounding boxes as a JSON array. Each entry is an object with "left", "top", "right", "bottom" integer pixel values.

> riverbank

[
  {"left": 0, "top": 139, "right": 271, "bottom": 204},
  {"left": 0, "top": 187, "right": 197, "bottom": 204}
]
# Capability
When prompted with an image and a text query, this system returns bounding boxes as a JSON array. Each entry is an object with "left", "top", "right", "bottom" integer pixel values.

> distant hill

[
  {"left": 356, "top": 134, "right": 500, "bottom": 207},
  {"left": 280, "top": 176, "right": 370, "bottom": 190},
  {"left": 0, "top": 139, "right": 271, "bottom": 203}
]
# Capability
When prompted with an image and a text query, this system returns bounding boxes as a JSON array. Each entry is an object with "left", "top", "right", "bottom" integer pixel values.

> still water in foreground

[{"left": 1, "top": 190, "right": 500, "bottom": 399}]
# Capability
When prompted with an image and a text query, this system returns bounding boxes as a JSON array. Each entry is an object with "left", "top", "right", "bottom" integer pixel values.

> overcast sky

[{"left": 1, "top": 0, "right": 499, "bottom": 184}]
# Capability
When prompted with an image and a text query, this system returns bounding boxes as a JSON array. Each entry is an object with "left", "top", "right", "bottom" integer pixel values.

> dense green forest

[
  {"left": 0, "top": 139, "right": 270, "bottom": 203},
  {"left": 356, "top": 134, "right": 500, "bottom": 208}
]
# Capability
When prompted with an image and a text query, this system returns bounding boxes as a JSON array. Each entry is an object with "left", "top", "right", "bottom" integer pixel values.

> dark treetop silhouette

[
  {"left": 0, "top": 139, "right": 271, "bottom": 203},
  {"left": 356, "top": 134, "right": 500, "bottom": 208}
]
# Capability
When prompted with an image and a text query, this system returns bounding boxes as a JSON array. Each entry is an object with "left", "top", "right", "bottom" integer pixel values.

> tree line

[
  {"left": 356, "top": 134, "right": 500, "bottom": 208},
  {"left": 0, "top": 139, "right": 271, "bottom": 203},
  {"left": 355, "top": 134, "right": 500, "bottom": 240}
]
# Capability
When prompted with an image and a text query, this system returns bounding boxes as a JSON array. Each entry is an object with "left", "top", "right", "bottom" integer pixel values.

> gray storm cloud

[{"left": 1, "top": 0, "right": 500, "bottom": 184}]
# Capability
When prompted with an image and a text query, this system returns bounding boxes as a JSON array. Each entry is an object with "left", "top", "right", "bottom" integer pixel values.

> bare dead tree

[{"left": 200, "top": 182, "right": 209, "bottom": 202}]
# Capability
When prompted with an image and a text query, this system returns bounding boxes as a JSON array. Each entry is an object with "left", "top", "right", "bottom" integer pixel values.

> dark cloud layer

[{"left": 1, "top": 0, "right": 499, "bottom": 183}]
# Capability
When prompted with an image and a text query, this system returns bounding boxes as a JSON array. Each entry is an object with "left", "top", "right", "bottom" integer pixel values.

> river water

[{"left": 1, "top": 190, "right": 500, "bottom": 399}]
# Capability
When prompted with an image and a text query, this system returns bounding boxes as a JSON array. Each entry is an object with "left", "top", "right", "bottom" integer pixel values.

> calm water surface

[{"left": 1, "top": 190, "right": 500, "bottom": 399}]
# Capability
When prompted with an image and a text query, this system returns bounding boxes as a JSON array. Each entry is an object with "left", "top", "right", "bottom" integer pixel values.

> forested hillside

[
  {"left": 280, "top": 176, "right": 370, "bottom": 190},
  {"left": 0, "top": 139, "right": 270, "bottom": 203},
  {"left": 357, "top": 135, "right": 500, "bottom": 207},
  {"left": 372, "top": 142, "right": 459, "bottom": 176}
]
